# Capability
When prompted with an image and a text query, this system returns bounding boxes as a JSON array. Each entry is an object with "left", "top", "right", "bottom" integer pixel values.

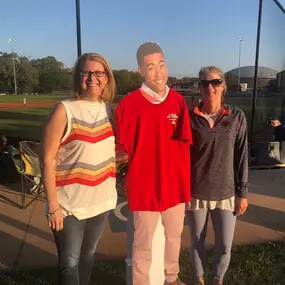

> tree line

[
  {"left": 0, "top": 52, "right": 202, "bottom": 95},
  {"left": 0, "top": 53, "right": 71, "bottom": 94}
]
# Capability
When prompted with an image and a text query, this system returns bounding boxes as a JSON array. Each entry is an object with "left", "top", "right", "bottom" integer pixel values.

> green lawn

[
  {"left": 0, "top": 93, "right": 281, "bottom": 143},
  {"left": 0, "top": 107, "right": 52, "bottom": 141},
  {"left": 0, "top": 94, "right": 68, "bottom": 103},
  {"left": 0, "top": 95, "right": 60, "bottom": 142},
  {"left": 0, "top": 94, "right": 121, "bottom": 142},
  {"left": 0, "top": 94, "right": 125, "bottom": 103},
  {"left": 1, "top": 242, "right": 285, "bottom": 285}
]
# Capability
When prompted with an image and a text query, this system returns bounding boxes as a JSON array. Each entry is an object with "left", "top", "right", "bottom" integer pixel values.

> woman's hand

[
  {"left": 47, "top": 203, "right": 64, "bottom": 231},
  {"left": 235, "top": 198, "right": 248, "bottom": 216}
]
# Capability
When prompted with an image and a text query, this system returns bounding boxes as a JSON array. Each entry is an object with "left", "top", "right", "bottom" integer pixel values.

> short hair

[
  {"left": 199, "top": 66, "right": 228, "bottom": 95},
  {"left": 199, "top": 66, "right": 225, "bottom": 81},
  {"left": 136, "top": 42, "right": 163, "bottom": 66},
  {"left": 72, "top": 53, "right": 116, "bottom": 103}
]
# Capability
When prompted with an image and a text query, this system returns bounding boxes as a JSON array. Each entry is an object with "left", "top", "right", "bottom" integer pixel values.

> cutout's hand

[{"left": 116, "top": 150, "right": 128, "bottom": 163}]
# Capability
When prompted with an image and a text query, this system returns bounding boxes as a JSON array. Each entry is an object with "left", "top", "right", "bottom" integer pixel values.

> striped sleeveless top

[{"left": 55, "top": 99, "right": 117, "bottom": 220}]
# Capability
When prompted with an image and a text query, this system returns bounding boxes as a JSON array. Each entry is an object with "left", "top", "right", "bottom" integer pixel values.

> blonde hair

[
  {"left": 71, "top": 53, "right": 116, "bottom": 102},
  {"left": 199, "top": 66, "right": 228, "bottom": 95}
]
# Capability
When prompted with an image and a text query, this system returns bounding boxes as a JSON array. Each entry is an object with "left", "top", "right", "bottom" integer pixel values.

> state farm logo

[{"left": 167, "top": 113, "right": 178, "bottom": 125}]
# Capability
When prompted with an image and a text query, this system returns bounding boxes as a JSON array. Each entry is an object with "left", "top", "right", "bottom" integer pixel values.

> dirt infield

[{"left": 0, "top": 101, "right": 56, "bottom": 110}]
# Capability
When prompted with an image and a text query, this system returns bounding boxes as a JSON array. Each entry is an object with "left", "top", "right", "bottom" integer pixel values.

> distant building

[
  {"left": 225, "top": 66, "right": 278, "bottom": 89},
  {"left": 277, "top": 70, "right": 285, "bottom": 93},
  {"left": 171, "top": 79, "right": 199, "bottom": 93}
]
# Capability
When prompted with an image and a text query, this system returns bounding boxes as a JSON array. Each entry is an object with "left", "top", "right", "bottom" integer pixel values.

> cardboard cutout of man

[{"left": 115, "top": 42, "right": 192, "bottom": 285}]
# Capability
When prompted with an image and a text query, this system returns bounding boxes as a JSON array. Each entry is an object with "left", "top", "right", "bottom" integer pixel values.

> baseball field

[
  {"left": 0, "top": 93, "right": 282, "bottom": 144},
  {"left": 0, "top": 94, "right": 124, "bottom": 143},
  {"left": 0, "top": 94, "right": 68, "bottom": 142}
]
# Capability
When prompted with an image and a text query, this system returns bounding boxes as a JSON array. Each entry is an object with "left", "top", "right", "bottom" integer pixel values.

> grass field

[
  {"left": 0, "top": 94, "right": 68, "bottom": 103},
  {"left": 1, "top": 241, "right": 285, "bottom": 285},
  {"left": 0, "top": 94, "right": 121, "bottom": 142},
  {"left": 0, "top": 93, "right": 282, "bottom": 143},
  {"left": 0, "top": 94, "right": 125, "bottom": 103},
  {"left": 0, "top": 95, "right": 65, "bottom": 142}
]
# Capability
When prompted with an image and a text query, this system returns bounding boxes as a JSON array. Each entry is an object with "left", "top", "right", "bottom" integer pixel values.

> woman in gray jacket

[{"left": 187, "top": 66, "right": 248, "bottom": 285}]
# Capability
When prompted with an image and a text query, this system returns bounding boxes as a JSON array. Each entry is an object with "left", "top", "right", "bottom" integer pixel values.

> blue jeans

[{"left": 53, "top": 212, "right": 108, "bottom": 285}]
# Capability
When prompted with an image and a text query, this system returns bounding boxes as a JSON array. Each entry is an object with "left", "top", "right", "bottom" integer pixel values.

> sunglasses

[
  {"left": 80, "top": 70, "right": 106, "bottom": 78},
  {"left": 200, "top": 79, "right": 223, "bottom": 88}
]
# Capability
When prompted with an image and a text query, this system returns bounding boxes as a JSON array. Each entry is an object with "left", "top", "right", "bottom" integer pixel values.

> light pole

[
  {"left": 8, "top": 39, "right": 17, "bottom": 95},
  {"left": 251, "top": 0, "right": 263, "bottom": 141},
  {"left": 237, "top": 37, "right": 244, "bottom": 90},
  {"left": 76, "top": 0, "right": 82, "bottom": 57}
]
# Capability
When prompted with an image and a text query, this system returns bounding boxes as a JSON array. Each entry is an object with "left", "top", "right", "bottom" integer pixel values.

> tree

[
  {"left": 225, "top": 72, "right": 239, "bottom": 91},
  {"left": 0, "top": 53, "right": 72, "bottom": 94},
  {"left": 0, "top": 53, "right": 200, "bottom": 95},
  {"left": 0, "top": 53, "right": 15, "bottom": 93},
  {"left": 31, "top": 56, "right": 66, "bottom": 93},
  {"left": 16, "top": 55, "right": 38, "bottom": 93},
  {"left": 113, "top": 69, "right": 143, "bottom": 94},
  {"left": 167, "top": 77, "right": 177, "bottom": 87}
]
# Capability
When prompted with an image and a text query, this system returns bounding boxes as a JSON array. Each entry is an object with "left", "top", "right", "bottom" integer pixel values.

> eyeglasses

[
  {"left": 80, "top": 70, "right": 106, "bottom": 78},
  {"left": 199, "top": 79, "right": 223, "bottom": 88}
]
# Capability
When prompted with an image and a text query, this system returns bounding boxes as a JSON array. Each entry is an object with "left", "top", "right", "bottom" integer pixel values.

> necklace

[
  {"left": 80, "top": 100, "right": 101, "bottom": 120},
  {"left": 88, "top": 104, "right": 101, "bottom": 119}
]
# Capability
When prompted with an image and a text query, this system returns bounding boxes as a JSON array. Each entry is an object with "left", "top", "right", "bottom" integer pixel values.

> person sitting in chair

[
  {"left": 0, "top": 133, "right": 8, "bottom": 154},
  {"left": 0, "top": 133, "right": 19, "bottom": 183},
  {"left": 0, "top": 133, "right": 14, "bottom": 156},
  {"left": 271, "top": 119, "right": 285, "bottom": 142}
]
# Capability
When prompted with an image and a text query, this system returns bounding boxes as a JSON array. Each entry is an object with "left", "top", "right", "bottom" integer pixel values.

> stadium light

[
  {"left": 237, "top": 37, "right": 244, "bottom": 90},
  {"left": 8, "top": 39, "right": 17, "bottom": 95}
]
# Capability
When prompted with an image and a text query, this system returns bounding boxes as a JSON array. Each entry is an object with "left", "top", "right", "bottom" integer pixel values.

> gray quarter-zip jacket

[{"left": 190, "top": 104, "right": 248, "bottom": 200}]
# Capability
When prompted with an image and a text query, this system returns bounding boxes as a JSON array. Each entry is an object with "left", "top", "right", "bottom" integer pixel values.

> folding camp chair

[{"left": 13, "top": 141, "right": 45, "bottom": 209}]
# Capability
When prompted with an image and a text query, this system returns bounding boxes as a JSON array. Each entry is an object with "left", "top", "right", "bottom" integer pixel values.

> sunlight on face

[
  {"left": 139, "top": 53, "right": 168, "bottom": 95},
  {"left": 200, "top": 72, "right": 226, "bottom": 102},
  {"left": 80, "top": 60, "right": 108, "bottom": 100}
]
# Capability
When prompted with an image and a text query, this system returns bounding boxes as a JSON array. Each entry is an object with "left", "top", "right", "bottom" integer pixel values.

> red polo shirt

[{"left": 115, "top": 88, "right": 192, "bottom": 211}]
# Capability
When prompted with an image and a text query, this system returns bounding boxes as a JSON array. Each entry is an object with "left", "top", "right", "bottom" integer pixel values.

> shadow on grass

[
  {"left": 1, "top": 242, "right": 285, "bottom": 285},
  {"left": 179, "top": 241, "right": 285, "bottom": 285},
  {"left": 0, "top": 259, "right": 126, "bottom": 285}
]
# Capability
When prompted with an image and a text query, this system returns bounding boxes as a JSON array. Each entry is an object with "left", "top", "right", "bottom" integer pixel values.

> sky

[{"left": 1, "top": 0, "right": 285, "bottom": 78}]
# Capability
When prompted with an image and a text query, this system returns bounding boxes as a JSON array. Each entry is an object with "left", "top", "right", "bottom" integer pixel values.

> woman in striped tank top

[{"left": 41, "top": 53, "right": 117, "bottom": 285}]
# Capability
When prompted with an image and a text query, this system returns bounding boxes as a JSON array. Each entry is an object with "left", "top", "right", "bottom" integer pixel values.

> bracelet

[{"left": 46, "top": 207, "right": 60, "bottom": 217}]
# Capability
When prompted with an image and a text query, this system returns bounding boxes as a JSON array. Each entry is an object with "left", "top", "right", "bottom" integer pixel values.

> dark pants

[{"left": 53, "top": 212, "right": 108, "bottom": 285}]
